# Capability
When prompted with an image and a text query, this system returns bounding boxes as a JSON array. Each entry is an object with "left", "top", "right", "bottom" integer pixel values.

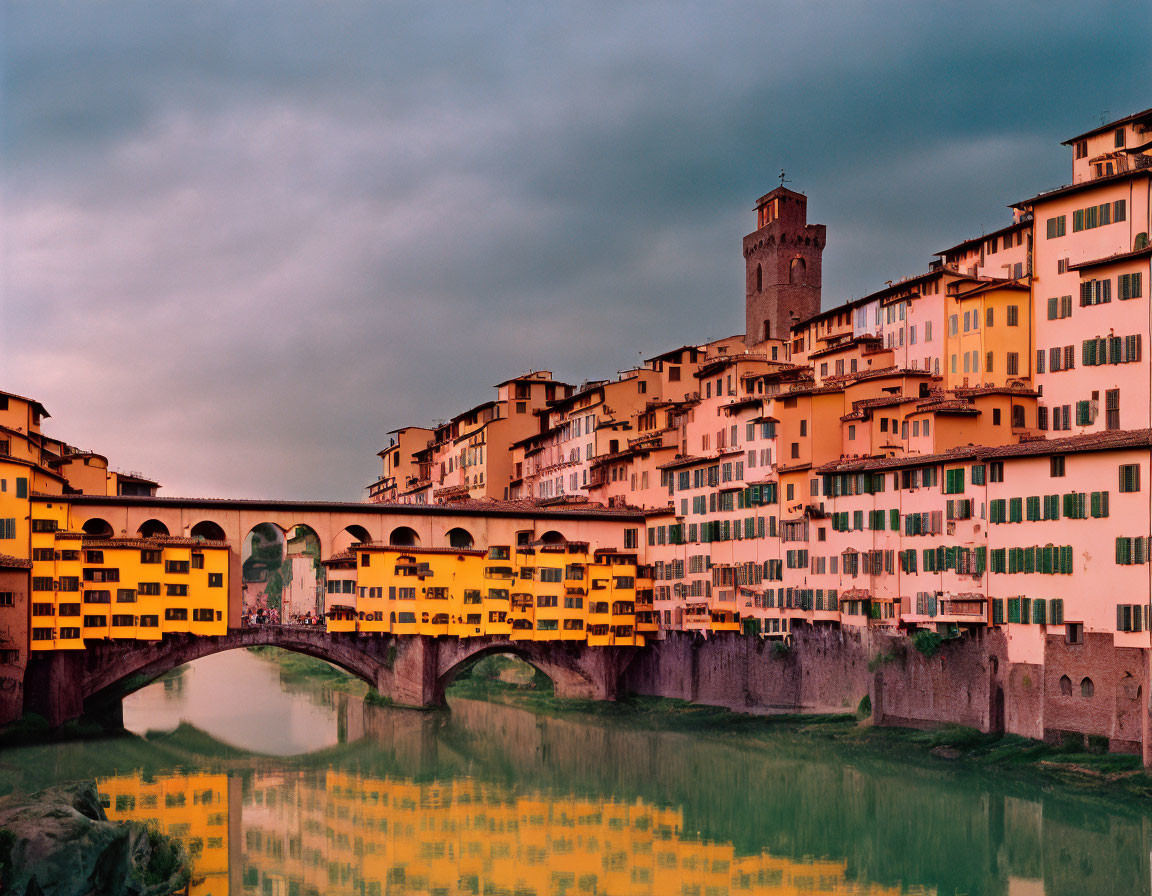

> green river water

[{"left": 0, "top": 648, "right": 1148, "bottom": 896}]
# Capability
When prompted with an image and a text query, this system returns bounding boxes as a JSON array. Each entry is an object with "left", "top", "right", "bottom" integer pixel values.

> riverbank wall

[{"left": 622, "top": 628, "right": 1149, "bottom": 756}]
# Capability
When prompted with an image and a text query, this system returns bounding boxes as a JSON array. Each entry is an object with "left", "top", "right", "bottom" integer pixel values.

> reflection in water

[
  {"left": 9, "top": 647, "right": 1140, "bottom": 896},
  {"left": 101, "top": 769, "right": 920, "bottom": 896},
  {"left": 122, "top": 649, "right": 352, "bottom": 754}
]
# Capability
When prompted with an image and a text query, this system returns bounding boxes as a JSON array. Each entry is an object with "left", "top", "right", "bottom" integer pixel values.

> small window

[{"left": 1080, "top": 677, "right": 1094, "bottom": 698}]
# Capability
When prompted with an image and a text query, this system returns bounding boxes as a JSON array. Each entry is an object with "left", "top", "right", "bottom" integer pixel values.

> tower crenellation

[{"left": 743, "top": 186, "right": 826, "bottom": 344}]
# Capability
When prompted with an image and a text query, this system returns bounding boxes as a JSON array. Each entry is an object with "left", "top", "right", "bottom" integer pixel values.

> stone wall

[{"left": 623, "top": 625, "right": 1149, "bottom": 756}]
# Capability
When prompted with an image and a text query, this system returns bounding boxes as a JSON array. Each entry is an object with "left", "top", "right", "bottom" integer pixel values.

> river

[{"left": 0, "top": 648, "right": 1147, "bottom": 895}]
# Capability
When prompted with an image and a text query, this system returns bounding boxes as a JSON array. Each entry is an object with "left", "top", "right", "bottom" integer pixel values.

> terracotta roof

[
  {"left": 657, "top": 450, "right": 742, "bottom": 471},
  {"left": 354, "top": 543, "right": 487, "bottom": 556},
  {"left": 81, "top": 536, "right": 230, "bottom": 549},
  {"left": 817, "top": 428, "right": 1152, "bottom": 473},
  {"left": 807, "top": 334, "right": 884, "bottom": 360},
  {"left": 1067, "top": 245, "right": 1152, "bottom": 273},
  {"left": 953, "top": 384, "right": 1038, "bottom": 398},
  {"left": 36, "top": 493, "right": 645, "bottom": 521},
  {"left": 0, "top": 554, "right": 32, "bottom": 569},
  {"left": 0, "top": 389, "right": 50, "bottom": 419},
  {"left": 321, "top": 551, "right": 356, "bottom": 565},
  {"left": 1011, "top": 168, "right": 1151, "bottom": 209},
  {"left": 912, "top": 399, "right": 980, "bottom": 415},
  {"left": 935, "top": 219, "right": 1030, "bottom": 257},
  {"left": 1061, "top": 107, "right": 1152, "bottom": 145}
]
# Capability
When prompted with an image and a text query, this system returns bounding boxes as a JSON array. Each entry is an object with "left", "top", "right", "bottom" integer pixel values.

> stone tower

[{"left": 743, "top": 186, "right": 826, "bottom": 345}]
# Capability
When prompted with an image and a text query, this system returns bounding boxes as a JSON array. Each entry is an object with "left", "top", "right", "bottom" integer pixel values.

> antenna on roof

[{"left": 1100, "top": 109, "right": 1110, "bottom": 126}]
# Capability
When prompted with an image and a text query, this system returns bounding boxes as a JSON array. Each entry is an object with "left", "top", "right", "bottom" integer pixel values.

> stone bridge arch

[
  {"left": 432, "top": 638, "right": 638, "bottom": 706},
  {"left": 23, "top": 631, "right": 640, "bottom": 727}
]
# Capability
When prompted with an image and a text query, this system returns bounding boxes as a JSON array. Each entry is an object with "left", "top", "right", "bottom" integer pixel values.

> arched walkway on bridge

[
  {"left": 137, "top": 519, "right": 169, "bottom": 538},
  {"left": 82, "top": 517, "right": 114, "bottom": 537},
  {"left": 332, "top": 524, "right": 371, "bottom": 557},
  {"left": 389, "top": 526, "right": 419, "bottom": 547},
  {"left": 190, "top": 520, "right": 227, "bottom": 541}
]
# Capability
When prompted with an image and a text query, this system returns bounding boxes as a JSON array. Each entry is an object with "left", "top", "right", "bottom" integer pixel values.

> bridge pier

[{"left": 23, "top": 651, "right": 87, "bottom": 728}]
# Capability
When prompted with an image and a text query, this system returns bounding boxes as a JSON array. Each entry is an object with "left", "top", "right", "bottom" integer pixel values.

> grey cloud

[{"left": 2, "top": 0, "right": 1148, "bottom": 499}]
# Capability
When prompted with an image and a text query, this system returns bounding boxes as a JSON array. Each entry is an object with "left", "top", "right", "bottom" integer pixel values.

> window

[
  {"left": 1050, "top": 456, "right": 1065, "bottom": 477},
  {"left": 208, "top": 573, "right": 223, "bottom": 587},
  {"left": 1006, "top": 353, "right": 1018, "bottom": 376},
  {"left": 116, "top": 589, "right": 136, "bottom": 603},
  {"left": 140, "top": 550, "right": 161, "bottom": 564},
  {"left": 0, "top": 519, "right": 14, "bottom": 540},
  {"left": 1046, "top": 216, "right": 1066, "bottom": 238},
  {"left": 1119, "top": 464, "right": 1141, "bottom": 493},
  {"left": 1006, "top": 305, "right": 1019, "bottom": 326},
  {"left": 1119, "top": 272, "right": 1142, "bottom": 300},
  {"left": 164, "top": 608, "right": 188, "bottom": 621}
]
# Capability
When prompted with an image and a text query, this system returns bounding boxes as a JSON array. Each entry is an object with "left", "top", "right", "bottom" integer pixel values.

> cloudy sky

[{"left": 2, "top": 2, "right": 1148, "bottom": 500}]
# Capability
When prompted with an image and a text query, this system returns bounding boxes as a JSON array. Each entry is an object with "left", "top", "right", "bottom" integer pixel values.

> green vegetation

[
  {"left": 856, "top": 695, "right": 872, "bottom": 719},
  {"left": 911, "top": 629, "right": 944, "bottom": 658},
  {"left": 247, "top": 646, "right": 369, "bottom": 696},
  {"left": 867, "top": 649, "right": 898, "bottom": 672}
]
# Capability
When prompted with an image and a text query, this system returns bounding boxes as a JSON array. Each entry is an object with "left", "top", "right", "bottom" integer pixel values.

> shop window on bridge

[
  {"left": 112, "top": 615, "right": 134, "bottom": 627},
  {"left": 191, "top": 553, "right": 204, "bottom": 569},
  {"left": 58, "top": 576, "right": 79, "bottom": 592},
  {"left": 539, "top": 568, "right": 562, "bottom": 583},
  {"left": 166, "top": 584, "right": 188, "bottom": 597},
  {"left": 208, "top": 573, "right": 223, "bottom": 587},
  {"left": 59, "top": 627, "right": 80, "bottom": 640},
  {"left": 140, "top": 550, "right": 161, "bottom": 564},
  {"left": 164, "top": 608, "right": 188, "bottom": 621},
  {"left": 85, "top": 568, "right": 119, "bottom": 583},
  {"left": 138, "top": 583, "right": 160, "bottom": 596},
  {"left": 193, "top": 609, "right": 215, "bottom": 622},
  {"left": 140, "top": 616, "right": 159, "bottom": 627},
  {"left": 83, "top": 615, "right": 106, "bottom": 628},
  {"left": 166, "top": 560, "right": 190, "bottom": 574},
  {"left": 58, "top": 603, "right": 80, "bottom": 617},
  {"left": 84, "top": 590, "right": 111, "bottom": 604},
  {"left": 488, "top": 546, "right": 510, "bottom": 560}
]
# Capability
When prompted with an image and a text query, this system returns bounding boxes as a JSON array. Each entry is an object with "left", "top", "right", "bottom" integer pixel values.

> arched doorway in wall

[
  {"left": 539, "top": 530, "right": 565, "bottom": 546},
  {"left": 445, "top": 527, "right": 474, "bottom": 549},
  {"left": 82, "top": 518, "right": 114, "bottom": 537},
  {"left": 332, "top": 524, "right": 372, "bottom": 557},
  {"left": 242, "top": 523, "right": 287, "bottom": 621},
  {"left": 190, "top": 520, "right": 227, "bottom": 542},
  {"left": 137, "top": 519, "right": 169, "bottom": 538},
  {"left": 389, "top": 526, "right": 419, "bottom": 547},
  {"left": 282, "top": 525, "right": 324, "bottom": 621}
]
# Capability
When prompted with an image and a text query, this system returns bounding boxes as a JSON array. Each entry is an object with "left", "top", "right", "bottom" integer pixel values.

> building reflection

[{"left": 100, "top": 770, "right": 927, "bottom": 896}]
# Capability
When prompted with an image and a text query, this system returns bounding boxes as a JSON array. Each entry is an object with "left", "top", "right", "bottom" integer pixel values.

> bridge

[
  {"left": 46, "top": 493, "right": 645, "bottom": 625},
  {"left": 22, "top": 625, "right": 640, "bottom": 726}
]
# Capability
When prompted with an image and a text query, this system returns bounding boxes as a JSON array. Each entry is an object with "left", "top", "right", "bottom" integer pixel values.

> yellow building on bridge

[{"left": 324, "top": 541, "right": 654, "bottom": 646}]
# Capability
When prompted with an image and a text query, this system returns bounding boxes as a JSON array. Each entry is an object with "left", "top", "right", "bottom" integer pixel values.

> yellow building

[
  {"left": 99, "top": 769, "right": 913, "bottom": 896},
  {"left": 100, "top": 772, "right": 230, "bottom": 896},
  {"left": 943, "top": 280, "right": 1032, "bottom": 389},
  {"left": 28, "top": 499, "right": 229, "bottom": 651},
  {"left": 325, "top": 541, "right": 646, "bottom": 647}
]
